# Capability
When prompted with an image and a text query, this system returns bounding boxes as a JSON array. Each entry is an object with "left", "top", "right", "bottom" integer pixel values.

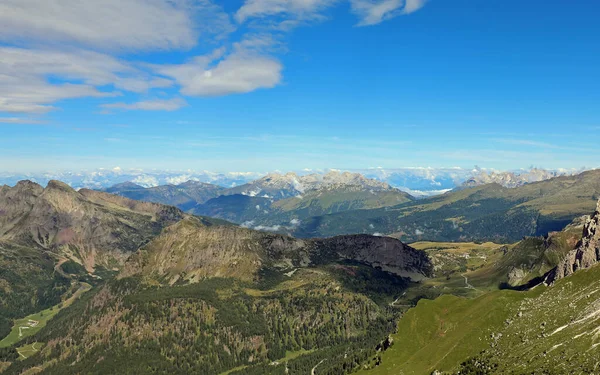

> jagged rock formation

[
  {"left": 121, "top": 216, "right": 432, "bottom": 284},
  {"left": 547, "top": 199, "right": 600, "bottom": 283}
]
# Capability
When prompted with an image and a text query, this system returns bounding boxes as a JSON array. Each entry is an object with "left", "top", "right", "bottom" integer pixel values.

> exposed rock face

[
  {"left": 121, "top": 217, "right": 433, "bottom": 284},
  {"left": 508, "top": 267, "right": 527, "bottom": 286},
  {"left": 547, "top": 199, "right": 600, "bottom": 283},
  {"left": 0, "top": 180, "right": 185, "bottom": 271},
  {"left": 315, "top": 235, "right": 432, "bottom": 281}
]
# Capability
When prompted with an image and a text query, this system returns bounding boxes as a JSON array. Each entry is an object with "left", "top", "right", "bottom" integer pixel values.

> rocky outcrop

[
  {"left": 547, "top": 199, "right": 600, "bottom": 283},
  {"left": 315, "top": 235, "right": 432, "bottom": 281}
]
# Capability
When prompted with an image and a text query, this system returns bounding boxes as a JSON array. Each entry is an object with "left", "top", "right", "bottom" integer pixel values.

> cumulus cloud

[
  {"left": 0, "top": 47, "right": 173, "bottom": 114},
  {"left": 102, "top": 98, "right": 187, "bottom": 112},
  {"left": 350, "top": 0, "right": 427, "bottom": 26},
  {"left": 254, "top": 224, "right": 282, "bottom": 232},
  {"left": 156, "top": 48, "right": 282, "bottom": 96},
  {"left": 241, "top": 220, "right": 256, "bottom": 228},
  {"left": 0, "top": 0, "right": 428, "bottom": 115},
  {"left": 0, "top": 0, "right": 233, "bottom": 51},
  {"left": 165, "top": 175, "right": 199, "bottom": 185},
  {"left": 132, "top": 175, "right": 159, "bottom": 188}
]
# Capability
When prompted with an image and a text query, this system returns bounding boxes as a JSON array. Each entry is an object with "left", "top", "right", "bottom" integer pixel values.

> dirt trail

[
  {"left": 461, "top": 274, "right": 476, "bottom": 290},
  {"left": 311, "top": 359, "right": 326, "bottom": 375}
]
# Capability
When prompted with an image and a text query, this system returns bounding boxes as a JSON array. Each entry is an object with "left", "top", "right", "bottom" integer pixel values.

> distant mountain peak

[
  {"left": 232, "top": 170, "right": 397, "bottom": 200},
  {"left": 461, "top": 168, "right": 579, "bottom": 189},
  {"left": 46, "top": 179, "right": 76, "bottom": 192}
]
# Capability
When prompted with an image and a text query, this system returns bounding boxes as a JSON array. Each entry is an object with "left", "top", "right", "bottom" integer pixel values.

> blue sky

[{"left": 1, "top": 0, "right": 599, "bottom": 173}]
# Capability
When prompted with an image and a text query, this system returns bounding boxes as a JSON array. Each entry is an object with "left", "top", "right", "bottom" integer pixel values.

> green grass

[
  {"left": 357, "top": 288, "right": 541, "bottom": 375},
  {"left": 0, "top": 282, "right": 91, "bottom": 348},
  {"left": 358, "top": 261, "right": 600, "bottom": 375}
]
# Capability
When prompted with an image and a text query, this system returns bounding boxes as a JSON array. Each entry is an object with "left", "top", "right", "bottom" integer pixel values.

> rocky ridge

[{"left": 547, "top": 199, "right": 600, "bottom": 283}]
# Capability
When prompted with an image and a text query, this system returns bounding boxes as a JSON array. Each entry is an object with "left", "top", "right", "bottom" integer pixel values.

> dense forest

[{"left": 4, "top": 265, "right": 408, "bottom": 375}]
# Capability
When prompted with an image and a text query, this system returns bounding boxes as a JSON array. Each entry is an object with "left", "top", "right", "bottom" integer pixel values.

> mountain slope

[
  {"left": 293, "top": 169, "right": 600, "bottom": 242},
  {"left": 191, "top": 173, "right": 414, "bottom": 228},
  {"left": 0, "top": 202, "right": 432, "bottom": 375},
  {"left": 358, "top": 260, "right": 600, "bottom": 375},
  {"left": 121, "top": 216, "right": 433, "bottom": 284},
  {"left": 103, "top": 180, "right": 225, "bottom": 211},
  {"left": 0, "top": 180, "right": 185, "bottom": 271},
  {"left": 102, "top": 171, "right": 415, "bottom": 229},
  {"left": 0, "top": 180, "right": 201, "bottom": 342}
]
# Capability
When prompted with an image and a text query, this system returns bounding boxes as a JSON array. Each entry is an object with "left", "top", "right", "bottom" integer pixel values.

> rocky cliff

[{"left": 547, "top": 199, "right": 600, "bottom": 283}]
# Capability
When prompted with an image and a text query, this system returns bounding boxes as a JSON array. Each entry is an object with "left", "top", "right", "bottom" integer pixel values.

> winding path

[
  {"left": 311, "top": 359, "right": 326, "bottom": 375},
  {"left": 461, "top": 274, "right": 476, "bottom": 290}
]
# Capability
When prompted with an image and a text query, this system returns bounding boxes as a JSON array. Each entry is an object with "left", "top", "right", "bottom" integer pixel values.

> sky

[{"left": 1, "top": 0, "right": 599, "bottom": 173}]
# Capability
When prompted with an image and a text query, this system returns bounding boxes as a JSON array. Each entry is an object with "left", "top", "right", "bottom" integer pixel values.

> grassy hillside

[
  {"left": 358, "top": 261, "right": 600, "bottom": 374},
  {"left": 294, "top": 169, "right": 600, "bottom": 242}
]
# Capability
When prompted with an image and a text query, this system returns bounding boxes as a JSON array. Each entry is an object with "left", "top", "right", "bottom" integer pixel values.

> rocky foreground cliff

[{"left": 547, "top": 199, "right": 600, "bottom": 283}]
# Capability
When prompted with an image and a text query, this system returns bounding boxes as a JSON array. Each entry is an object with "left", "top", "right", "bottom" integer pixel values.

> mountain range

[
  {"left": 3, "top": 171, "right": 600, "bottom": 374},
  {"left": 103, "top": 171, "right": 415, "bottom": 231},
  {"left": 1, "top": 167, "right": 583, "bottom": 196},
  {"left": 291, "top": 169, "right": 600, "bottom": 242},
  {"left": 0, "top": 178, "right": 431, "bottom": 374}
]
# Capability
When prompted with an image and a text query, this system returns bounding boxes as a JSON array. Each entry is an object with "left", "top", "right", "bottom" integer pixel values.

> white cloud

[
  {"left": 0, "top": 0, "right": 233, "bottom": 52},
  {"left": 131, "top": 175, "right": 159, "bottom": 188},
  {"left": 0, "top": 117, "right": 45, "bottom": 124},
  {"left": 157, "top": 48, "right": 282, "bottom": 96},
  {"left": 241, "top": 220, "right": 256, "bottom": 228},
  {"left": 102, "top": 98, "right": 187, "bottom": 112},
  {"left": 254, "top": 224, "right": 282, "bottom": 231},
  {"left": 0, "top": 0, "right": 427, "bottom": 115},
  {"left": 165, "top": 175, "right": 199, "bottom": 185},
  {"left": 235, "top": 0, "right": 338, "bottom": 23},
  {"left": 0, "top": 47, "right": 174, "bottom": 114},
  {"left": 350, "top": 0, "right": 427, "bottom": 26}
]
